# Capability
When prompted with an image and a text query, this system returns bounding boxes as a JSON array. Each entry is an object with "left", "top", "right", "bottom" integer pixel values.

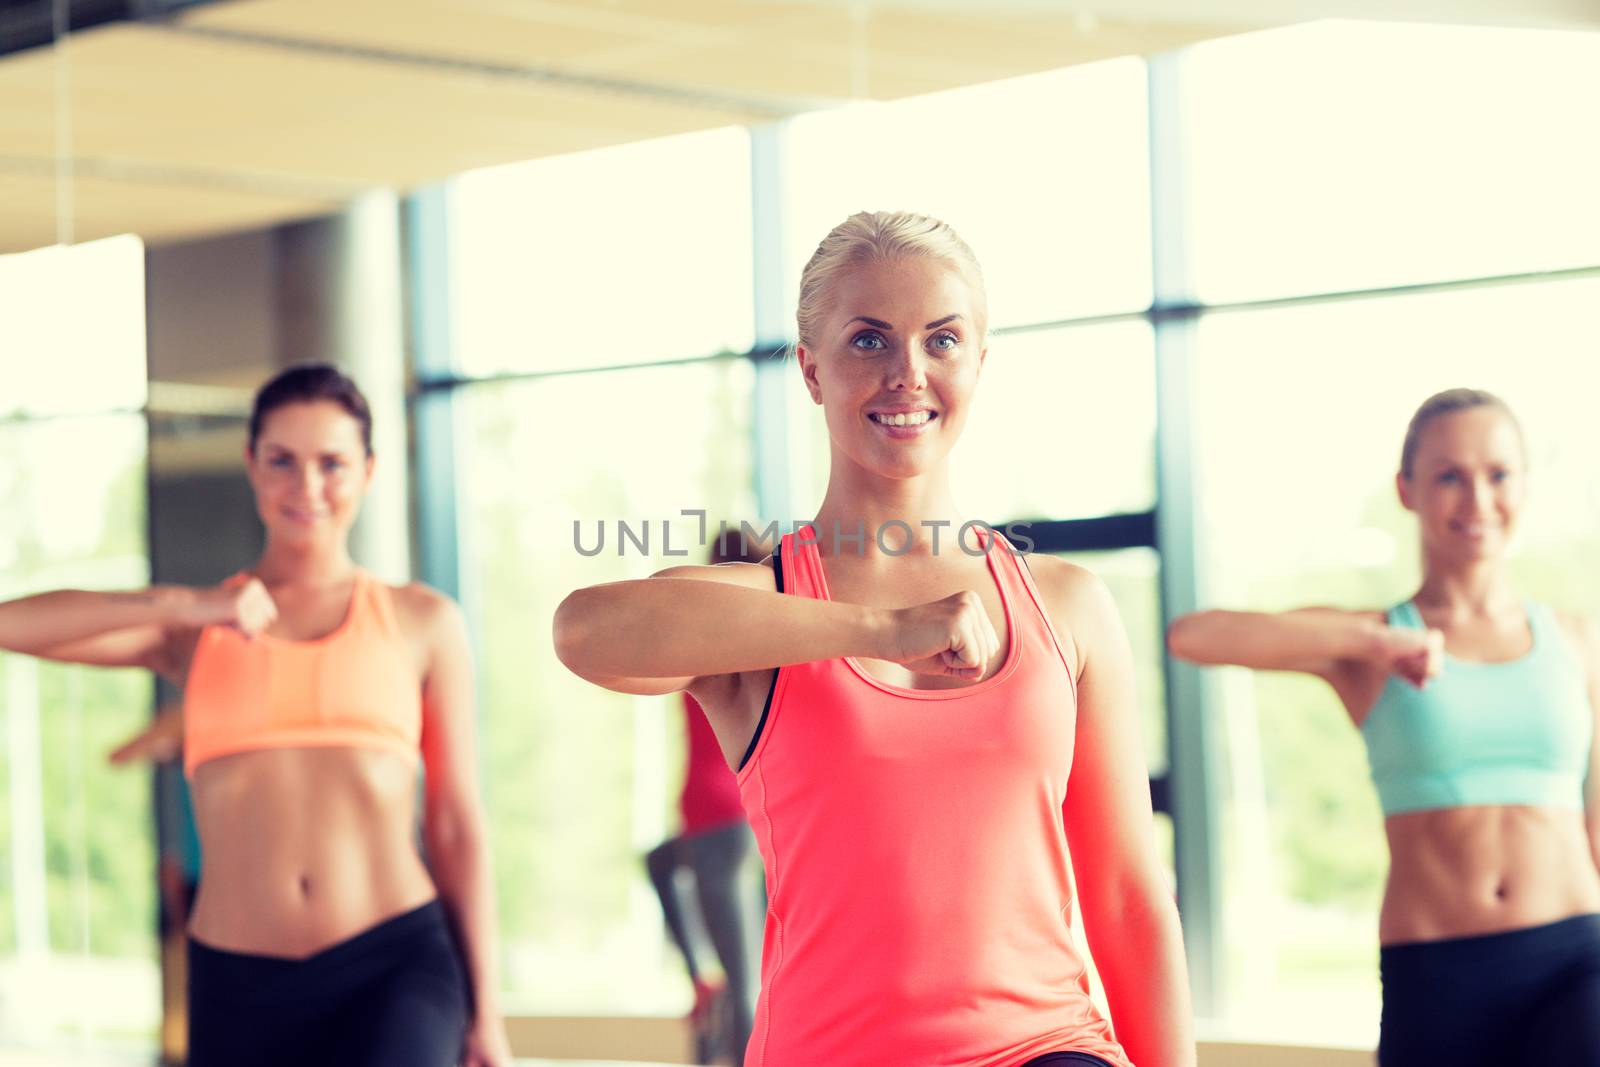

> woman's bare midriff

[
  {"left": 188, "top": 746, "right": 436, "bottom": 958},
  {"left": 1380, "top": 804, "right": 1600, "bottom": 945}
]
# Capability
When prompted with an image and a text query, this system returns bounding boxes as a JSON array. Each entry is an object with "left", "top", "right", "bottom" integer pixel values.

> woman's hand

[
  {"left": 1374, "top": 625, "right": 1444, "bottom": 688},
  {"left": 108, "top": 704, "right": 184, "bottom": 765},
  {"left": 182, "top": 579, "right": 279, "bottom": 638},
  {"left": 461, "top": 1015, "right": 513, "bottom": 1067},
  {"left": 884, "top": 590, "right": 1001, "bottom": 680}
]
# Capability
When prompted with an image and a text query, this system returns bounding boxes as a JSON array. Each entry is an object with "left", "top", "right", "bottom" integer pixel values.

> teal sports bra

[{"left": 1360, "top": 600, "right": 1593, "bottom": 817}]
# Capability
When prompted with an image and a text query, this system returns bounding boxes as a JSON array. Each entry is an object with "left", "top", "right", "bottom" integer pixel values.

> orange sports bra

[{"left": 183, "top": 570, "right": 423, "bottom": 778}]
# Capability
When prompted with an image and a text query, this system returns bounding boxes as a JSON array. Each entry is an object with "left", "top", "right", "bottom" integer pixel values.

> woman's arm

[
  {"left": 0, "top": 581, "right": 276, "bottom": 681},
  {"left": 1569, "top": 614, "right": 1600, "bottom": 873},
  {"left": 1041, "top": 558, "right": 1195, "bottom": 1067},
  {"left": 108, "top": 702, "right": 185, "bottom": 765},
  {"left": 1167, "top": 607, "right": 1440, "bottom": 689},
  {"left": 553, "top": 563, "right": 1001, "bottom": 695},
  {"left": 412, "top": 588, "right": 511, "bottom": 1067}
]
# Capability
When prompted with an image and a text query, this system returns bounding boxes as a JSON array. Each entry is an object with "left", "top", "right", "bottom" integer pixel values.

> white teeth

[{"left": 873, "top": 411, "right": 932, "bottom": 427}]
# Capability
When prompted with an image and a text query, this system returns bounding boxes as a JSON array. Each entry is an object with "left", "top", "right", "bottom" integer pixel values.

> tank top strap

[
  {"left": 988, "top": 533, "right": 1077, "bottom": 684},
  {"left": 1524, "top": 600, "right": 1557, "bottom": 642},
  {"left": 779, "top": 526, "right": 827, "bottom": 601},
  {"left": 1387, "top": 600, "right": 1424, "bottom": 630},
  {"left": 1523, "top": 600, "right": 1582, "bottom": 672},
  {"left": 357, "top": 570, "right": 403, "bottom": 638}
]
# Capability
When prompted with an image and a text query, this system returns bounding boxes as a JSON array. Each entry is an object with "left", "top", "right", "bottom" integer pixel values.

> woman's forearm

[
  {"left": 426, "top": 816, "right": 503, "bottom": 1023},
  {"left": 1089, "top": 889, "right": 1196, "bottom": 1067},
  {"left": 0, "top": 587, "right": 192, "bottom": 655},
  {"left": 554, "top": 577, "right": 887, "bottom": 682},
  {"left": 1166, "top": 608, "right": 1383, "bottom": 673}
]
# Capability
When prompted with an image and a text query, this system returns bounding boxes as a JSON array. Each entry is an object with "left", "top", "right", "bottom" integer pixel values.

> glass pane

[
  {"left": 785, "top": 321, "right": 1156, "bottom": 523},
  {"left": 0, "top": 414, "right": 157, "bottom": 1050},
  {"left": 787, "top": 59, "right": 1152, "bottom": 329},
  {"left": 0, "top": 236, "right": 148, "bottom": 417},
  {"left": 1052, "top": 548, "right": 1167, "bottom": 780},
  {"left": 1193, "top": 277, "right": 1600, "bottom": 1043},
  {"left": 1187, "top": 21, "right": 1600, "bottom": 302},
  {"left": 953, "top": 321, "right": 1155, "bottom": 522},
  {"left": 452, "top": 127, "right": 755, "bottom": 375},
  {"left": 458, "top": 359, "right": 755, "bottom": 1013}
]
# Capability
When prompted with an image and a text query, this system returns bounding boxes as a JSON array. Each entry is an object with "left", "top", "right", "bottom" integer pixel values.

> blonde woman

[{"left": 557, "top": 212, "right": 1193, "bottom": 1067}]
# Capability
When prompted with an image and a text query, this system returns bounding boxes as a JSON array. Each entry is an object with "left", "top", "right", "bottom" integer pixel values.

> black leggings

[
  {"left": 1379, "top": 912, "right": 1600, "bottom": 1067},
  {"left": 1022, "top": 1054, "right": 1115, "bottom": 1066},
  {"left": 187, "top": 900, "right": 469, "bottom": 1067}
]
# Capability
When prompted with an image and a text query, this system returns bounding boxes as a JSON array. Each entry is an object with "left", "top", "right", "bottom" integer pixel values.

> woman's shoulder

[
  {"left": 383, "top": 579, "right": 465, "bottom": 641},
  {"left": 1013, "top": 554, "right": 1107, "bottom": 610},
  {"left": 1547, "top": 605, "right": 1600, "bottom": 667}
]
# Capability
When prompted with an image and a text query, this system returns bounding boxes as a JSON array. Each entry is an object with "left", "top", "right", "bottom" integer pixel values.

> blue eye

[
  {"left": 1438, "top": 471, "right": 1459, "bottom": 484},
  {"left": 851, "top": 331, "right": 887, "bottom": 351},
  {"left": 322, "top": 458, "right": 346, "bottom": 473},
  {"left": 1490, "top": 469, "right": 1509, "bottom": 483},
  {"left": 929, "top": 331, "right": 960, "bottom": 352},
  {"left": 269, "top": 456, "right": 292, "bottom": 469}
]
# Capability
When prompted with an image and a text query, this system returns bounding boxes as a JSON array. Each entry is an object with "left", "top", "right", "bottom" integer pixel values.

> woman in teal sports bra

[{"left": 1168, "top": 388, "right": 1600, "bottom": 1066}]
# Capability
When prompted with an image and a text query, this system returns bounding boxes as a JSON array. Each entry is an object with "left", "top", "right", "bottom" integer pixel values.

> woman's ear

[{"left": 796, "top": 345, "right": 824, "bottom": 405}]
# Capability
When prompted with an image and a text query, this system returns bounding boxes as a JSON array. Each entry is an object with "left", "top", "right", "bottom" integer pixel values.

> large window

[
  {"left": 0, "top": 239, "right": 157, "bottom": 1055},
  {"left": 787, "top": 59, "right": 1152, "bottom": 328},
  {"left": 425, "top": 17, "right": 1600, "bottom": 1045},
  {"left": 1177, "top": 21, "right": 1600, "bottom": 1040},
  {"left": 0, "top": 237, "right": 147, "bottom": 417},
  {"left": 456, "top": 361, "right": 756, "bottom": 1012},
  {"left": 1185, "top": 21, "right": 1600, "bottom": 302},
  {"left": 451, "top": 128, "right": 755, "bottom": 376}
]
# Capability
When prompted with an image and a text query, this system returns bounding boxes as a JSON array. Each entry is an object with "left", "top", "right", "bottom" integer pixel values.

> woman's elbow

[
  {"left": 1165, "top": 612, "right": 1214, "bottom": 662},
  {"left": 1088, "top": 868, "right": 1183, "bottom": 935},
  {"left": 552, "top": 588, "right": 601, "bottom": 675},
  {"left": 425, "top": 801, "right": 489, "bottom": 860}
]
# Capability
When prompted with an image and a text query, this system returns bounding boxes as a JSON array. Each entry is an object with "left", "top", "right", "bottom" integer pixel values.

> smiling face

[
  {"left": 795, "top": 256, "right": 987, "bottom": 482},
  {"left": 245, "top": 400, "right": 374, "bottom": 548},
  {"left": 1397, "top": 405, "right": 1527, "bottom": 566}
]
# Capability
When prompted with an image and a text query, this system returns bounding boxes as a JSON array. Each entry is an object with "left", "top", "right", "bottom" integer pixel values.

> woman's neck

[
  {"left": 253, "top": 539, "right": 358, "bottom": 587},
  {"left": 811, "top": 466, "right": 969, "bottom": 561},
  {"left": 1414, "top": 557, "right": 1519, "bottom": 619}
]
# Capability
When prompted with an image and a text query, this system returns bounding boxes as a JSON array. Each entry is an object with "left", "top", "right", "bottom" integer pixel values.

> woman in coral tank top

[
  {"left": 0, "top": 364, "right": 509, "bottom": 1067},
  {"left": 556, "top": 211, "right": 1194, "bottom": 1067}
]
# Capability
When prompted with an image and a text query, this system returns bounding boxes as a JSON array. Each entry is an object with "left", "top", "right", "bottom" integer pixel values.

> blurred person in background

[
  {"left": 1169, "top": 388, "right": 1600, "bottom": 1066},
  {"left": 0, "top": 363, "right": 511, "bottom": 1067}
]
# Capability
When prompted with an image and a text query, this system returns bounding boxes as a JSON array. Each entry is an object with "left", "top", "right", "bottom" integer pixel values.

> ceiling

[{"left": 0, "top": 0, "right": 1595, "bottom": 252}]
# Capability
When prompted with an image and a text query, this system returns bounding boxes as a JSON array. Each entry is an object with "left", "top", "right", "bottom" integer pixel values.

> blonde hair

[
  {"left": 795, "top": 210, "right": 986, "bottom": 349},
  {"left": 1399, "top": 387, "right": 1525, "bottom": 478}
]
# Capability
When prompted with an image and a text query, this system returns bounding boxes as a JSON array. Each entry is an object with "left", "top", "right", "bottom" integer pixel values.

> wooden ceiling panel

[
  {"left": 5, "top": 24, "right": 766, "bottom": 190},
  {"left": 181, "top": 0, "right": 836, "bottom": 71},
  {"left": 0, "top": 169, "right": 338, "bottom": 252},
  {"left": 0, "top": 0, "right": 1275, "bottom": 246},
  {"left": 580, "top": 16, "right": 1237, "bottom": 101}
]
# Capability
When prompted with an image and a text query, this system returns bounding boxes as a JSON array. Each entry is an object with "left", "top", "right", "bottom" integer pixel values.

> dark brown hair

[{"left": 248, "top": 363, "right": 373, "bottom": 456}]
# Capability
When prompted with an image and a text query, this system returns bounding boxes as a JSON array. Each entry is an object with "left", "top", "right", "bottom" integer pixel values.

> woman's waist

[
  {"left": 766, "top": 893, "right": 1082, "bottom": 982},
  {"left": 189, "top": 747, "right": 433, "bottom": 953},
  {"left": 1381, "top": 805, "right": 1600, "bottom": 943},
  {"left": 189, "top": 882, "right": 441, "bottom": 960},
  {"left": 190, "top": 861, "right": 437, "bottom": 957}
]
